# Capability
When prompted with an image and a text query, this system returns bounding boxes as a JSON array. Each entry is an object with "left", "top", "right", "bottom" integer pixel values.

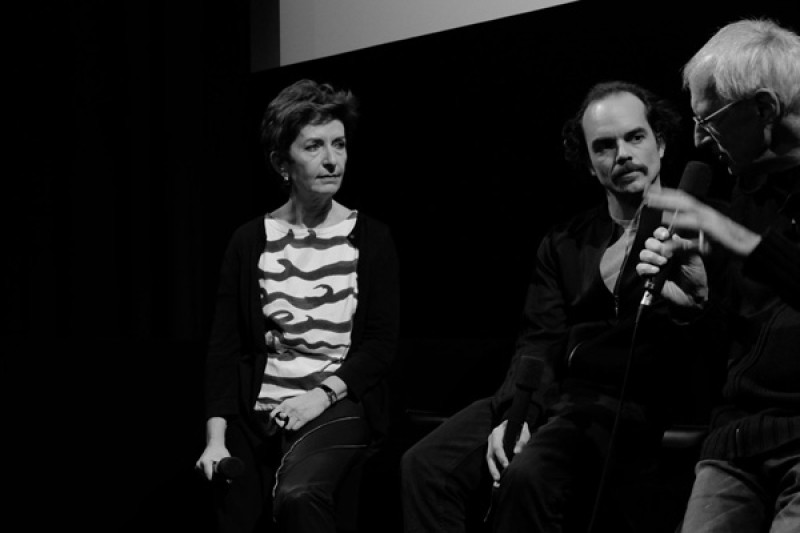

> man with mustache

[
  {"left": 637, "top": 18, "right": 799, "bottom": 533},
  {"left": 402, "top": 81, "right": 705, "bottom": 532}
]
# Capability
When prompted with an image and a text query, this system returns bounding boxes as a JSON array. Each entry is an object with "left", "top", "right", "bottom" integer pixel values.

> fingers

[
  {"left": 486, "top": 442, "right": 501, "bottom": 482},
  {"left": 272, "top": 410, "right": 296, "bottom": 430},
  {"left": 195, "top": 459, "right": 215, "bottom": 481},
  {"left": 665, "top": 233, "right": 707, "bottom": 259},
  {"left": 637, "top": 236, "right": 669, "bottom": 277},
  {"left": 647, "top": 190, "right": 715, "bottom": 240},
  {"left": 194, "top": 461, "right": 210, "bottom": 480},
  {"left": 486, "top": 422, "right": 509, "bottom": 482},
  {"left": 271, "top": 409, "right": 288, "bottom": 427},
  {"left": 652, "top": 226, "right": 671, "bottom": 241},
  {"left": 638, "top": 230, "right": 702, "bottom": 266},
  {"left": 645, "top": 188, "right": 697, "bottom": 213},
  {"left": 513, "top": 423, "right": 531, "bottom": 455},
  {"left": 284, "top": 416, "right": 305, "bottom": 431},
  {"left": 270, "top": 407, "right": 307, "bottom": 431}
]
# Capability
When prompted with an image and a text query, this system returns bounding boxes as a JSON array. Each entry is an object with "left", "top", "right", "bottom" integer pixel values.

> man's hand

[
  {"left": 486, "top": 420, "right": 530, "bottom": 483},
  {"left": 637, "top": 227, "right": 709, "bottom": 310},
  {"left": 645, "top": 188, "right": 762, "bottom": 257}
]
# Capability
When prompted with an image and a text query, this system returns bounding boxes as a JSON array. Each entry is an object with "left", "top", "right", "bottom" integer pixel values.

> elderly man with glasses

[{"left": 637, "top": 18, "right": 800, "bottom": 533}]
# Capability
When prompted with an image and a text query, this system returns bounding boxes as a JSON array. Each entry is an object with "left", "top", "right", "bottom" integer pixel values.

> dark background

[{"left": 12, "top": 1, "right": 798, "bottom": 531}]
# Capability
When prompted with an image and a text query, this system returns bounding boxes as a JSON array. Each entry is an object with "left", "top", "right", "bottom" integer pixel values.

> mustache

[{"left": 612, "top": 163, "right": 647, "bottom": 178}]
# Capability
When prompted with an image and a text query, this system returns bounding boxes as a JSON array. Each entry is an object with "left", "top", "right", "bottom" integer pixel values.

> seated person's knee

[{"left": 273, "top": 482, "right": 332, "bottom": 517}]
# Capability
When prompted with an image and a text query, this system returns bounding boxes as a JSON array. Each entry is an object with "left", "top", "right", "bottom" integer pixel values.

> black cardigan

[
  {"left": 203, "top": 212, "right": 400, "bottom": 440},
  {"left": 699, "top": 166, "right": 800, "bottom": 460}
]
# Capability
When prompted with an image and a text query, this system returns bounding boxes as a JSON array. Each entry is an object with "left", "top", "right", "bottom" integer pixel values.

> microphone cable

[
  {"left": 586, "top": 202, "right": 650, "bottom": 533},
  {"left": 585, "top": 302, "right": 647, "bottom": 533},
  {"left": 588, "top": 161, "right": 712, "bottom": 532}
]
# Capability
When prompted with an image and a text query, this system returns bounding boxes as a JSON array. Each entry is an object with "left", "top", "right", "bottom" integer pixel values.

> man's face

[
  {"left": 689, "top": 78, "right": 766, "bottom": 175},
  {"left": 582, "top": 91, "right": 664, "bottom": 198}
]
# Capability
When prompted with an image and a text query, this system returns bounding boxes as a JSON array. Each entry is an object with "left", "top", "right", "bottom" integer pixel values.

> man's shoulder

[{"left": 546, "top": 204, "right": 608, "bottom": 237}]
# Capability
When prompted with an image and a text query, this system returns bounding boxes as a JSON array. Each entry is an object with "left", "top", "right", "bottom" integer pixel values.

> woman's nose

[{"left": 322, "top": 146, "right": 337, "bottom": 169}]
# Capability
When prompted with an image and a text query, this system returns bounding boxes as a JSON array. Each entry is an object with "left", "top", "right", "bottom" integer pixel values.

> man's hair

[
  {"left": 683, "top": 18, "right": 800, "bottom": 114},
  {"left": 562, "top": 80, "right": 681, "bottom": 170},
  {"left": 260, "top": 79, "right": 359, "bottom": 165}
]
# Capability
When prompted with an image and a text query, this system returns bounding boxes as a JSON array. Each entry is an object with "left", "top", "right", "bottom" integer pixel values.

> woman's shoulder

[
  {"left": 227, "top": 214, "right": 267, "bottom": 245},
  {"left": 353, "top": 210, "right": 387, "bottom": 228},
  {"left": 352, "top": 211, "right": 393, "bottom": 241}
]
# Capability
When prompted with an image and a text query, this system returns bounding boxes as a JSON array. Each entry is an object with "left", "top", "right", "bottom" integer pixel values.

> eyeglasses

[{"left": 692, "top": 98, "right": 747, "bottom": 138}]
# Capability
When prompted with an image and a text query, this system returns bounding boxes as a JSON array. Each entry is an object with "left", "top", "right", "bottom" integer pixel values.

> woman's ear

[{"left": 269, "top": 151, "right": 285, "bottom": 175}]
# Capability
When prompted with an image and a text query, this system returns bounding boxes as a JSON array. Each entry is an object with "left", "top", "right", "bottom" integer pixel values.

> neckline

[{"left": 265, "top": 209, "right": 358, "bottom": 231}]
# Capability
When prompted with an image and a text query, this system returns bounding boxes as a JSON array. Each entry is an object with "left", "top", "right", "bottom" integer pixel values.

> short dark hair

[
  {"left": 561, "top": 80, "right": 681, "bottom": 171},
  {"left": 260, "top": 79, "right": 359, "bottom": 165}
]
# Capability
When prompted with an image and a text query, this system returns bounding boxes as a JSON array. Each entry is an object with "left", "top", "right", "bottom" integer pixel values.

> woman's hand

[
  {"left": 270, "top": 388, "right": 330, "bottom": 431},
  {"left": 486, "top": 420, "right": 530, "bottom": 484},
  {"left": 195, "top": 443, "right": 231, "bottom": 481},
  {"left": 196, "top": 416, "right": 230, "bottom": 481}
]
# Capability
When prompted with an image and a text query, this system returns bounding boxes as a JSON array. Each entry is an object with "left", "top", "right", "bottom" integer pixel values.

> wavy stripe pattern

[{"left": 256, "top": 214, "right": 359, "bottom": 408}]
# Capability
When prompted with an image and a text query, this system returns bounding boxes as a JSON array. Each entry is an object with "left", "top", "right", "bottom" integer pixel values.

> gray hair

[{"left": 683, "top": 19, "right": 800, "bottom": 114}]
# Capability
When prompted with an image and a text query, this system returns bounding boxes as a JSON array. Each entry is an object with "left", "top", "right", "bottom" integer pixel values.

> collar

[{"left": 737, "top": 146, "right": 800, "bottom": 194}]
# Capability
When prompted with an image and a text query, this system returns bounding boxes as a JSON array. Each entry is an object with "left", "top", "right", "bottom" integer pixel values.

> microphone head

[
  {"left": 216, "top": 457, "right": 245, "bottom": 480},
  {"left": 677, "top": 160, "right": 713, "bottom": 199}
]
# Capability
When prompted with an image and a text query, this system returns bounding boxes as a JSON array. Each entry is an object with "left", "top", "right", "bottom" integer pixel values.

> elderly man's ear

[{"left": 753, "top": 88, "right": 782, "bottom": 124}]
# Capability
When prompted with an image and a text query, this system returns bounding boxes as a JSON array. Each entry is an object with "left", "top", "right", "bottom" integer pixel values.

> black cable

[{"left": 586, "top": 303, "right": 647, "bottom": 533}]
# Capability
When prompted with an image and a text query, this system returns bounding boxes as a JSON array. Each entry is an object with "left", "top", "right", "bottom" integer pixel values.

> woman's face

[{"left": 285, "top": 119, "right": 347, "bottom": 200}]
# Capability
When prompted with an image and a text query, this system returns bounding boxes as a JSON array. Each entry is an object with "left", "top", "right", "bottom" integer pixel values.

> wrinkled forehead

[{"left": 290, "top": 120, "right": 347, "bottom": 150}]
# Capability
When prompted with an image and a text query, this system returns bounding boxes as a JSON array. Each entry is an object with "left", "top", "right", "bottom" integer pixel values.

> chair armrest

[
  {"left": 661, "top": 425, "right": 708, "bottom": 449},
  {"left": 404, "top": 409, "right": 449, "bottom": 428}
]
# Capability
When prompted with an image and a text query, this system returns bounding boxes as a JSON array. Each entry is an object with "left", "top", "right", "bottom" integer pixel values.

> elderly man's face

[{"left": 689, "top": 78, "right": 766, "bottom": 176}]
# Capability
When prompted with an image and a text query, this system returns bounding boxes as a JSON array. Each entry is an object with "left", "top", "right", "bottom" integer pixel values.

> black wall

[{"left": 13, "top": 1, "right": 798, "bottom": 531}]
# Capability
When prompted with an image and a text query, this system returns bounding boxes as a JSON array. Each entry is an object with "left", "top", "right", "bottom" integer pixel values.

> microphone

[
  {"left": 639, "top": 161, "right": 712, "bottom": 307},
  {"left": 214, "top": 456, "right": 245, "bottom": 481},
  {"left": 503, "top": 356, "right": 545, "bottom": 459}
]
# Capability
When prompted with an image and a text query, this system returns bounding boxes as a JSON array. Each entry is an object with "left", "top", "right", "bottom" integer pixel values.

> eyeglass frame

[{"left": 691, "top": 97, "right": 750, "bottom": 139}]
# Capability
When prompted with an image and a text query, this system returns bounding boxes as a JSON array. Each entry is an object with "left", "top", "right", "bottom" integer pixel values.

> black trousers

[
  {"left": 402, "top": 394, "right": 670, "bottom": 533},
  {"left": 212, "top": 398, "right": 371, "bottom": 533}
]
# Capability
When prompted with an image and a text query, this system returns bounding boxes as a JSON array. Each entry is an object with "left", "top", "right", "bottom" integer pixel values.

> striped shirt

[{"left": 255, "top": 212, "right": 359, "bottom": 410}]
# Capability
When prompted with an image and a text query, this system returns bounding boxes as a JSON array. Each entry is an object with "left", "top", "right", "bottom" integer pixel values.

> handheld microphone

[
  {"left": 503, "top": 356, "right": 545, "bottom": 459},
  {"left": 639, "top": 161, "right": 712, "bottom": 307},
  {"left": 214, "top": 456, "right": 245, "bottom": 481}
]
